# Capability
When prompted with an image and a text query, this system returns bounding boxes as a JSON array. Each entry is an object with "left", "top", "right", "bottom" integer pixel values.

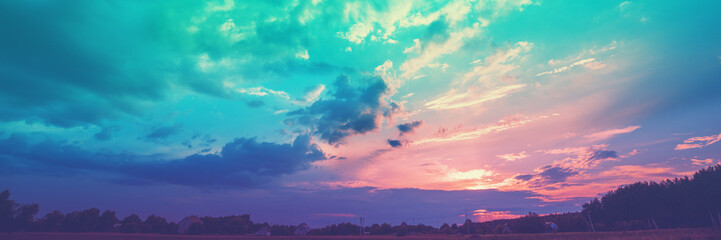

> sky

[{"left": 1, "top": 0, "right": 721, "bottom": 228}]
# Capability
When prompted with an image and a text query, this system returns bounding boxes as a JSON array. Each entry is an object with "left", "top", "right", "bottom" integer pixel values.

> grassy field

[{"left": 2, "top": 228, "right": 720, "bottom": 240}]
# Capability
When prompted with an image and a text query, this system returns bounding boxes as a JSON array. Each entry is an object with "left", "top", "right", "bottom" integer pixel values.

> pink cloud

[
  {"left": 472, "top": 209, "right": 524, "bottom": 222},
  {"left": 584, "top": 125, "right": 641, "bottom": 141},
  {"left": 675, "top": 132, "right": 721, "bottom": 150},
  {"left": 542, "top": 144, "right": 618, "bottom": 170},
  {"left": 413, "top": 114, "right": 540, "bottom": 145},
  {"left": 690, "top": 158, "right": 714, "bottom": 166},
  {"left": 497, "top": 151, "right": 529, "bottom": 162},
  {"left": 620, "top": 149, "right": 641, "bottom": 158},
  {"left": 501, "top": 164, "right": 691, "bottom": 202}
]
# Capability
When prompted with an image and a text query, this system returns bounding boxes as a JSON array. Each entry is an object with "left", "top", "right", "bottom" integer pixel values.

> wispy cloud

[
  {"left": 675, "top": 132, "right": 721, "bottom": 150},
  {"left": 618, "top": 1, "right": 631, "bottom": 11},
  {"left": 425, "top": 84, "right": 526, "bottom": 110},
  {"left": 464, "top": 41, "right": 533, "bottom": 83},
  {"left": 585, "top": 125, "right": 641, "bottom": 141},
  {"left": 237, "top": 86, "right": 290, "bottom": 99},
  {"left": 414, "top": 115, "right": 535, "bottom": 145},
  {"left": 542, "top": 144, "right": 618, "bottom": 170},
  {"left": 536, "top": 58, "right": 597, "bottom": 76},
  {"left": 400, "top": 27, "right": 481, "bottom": 79},
  {"left": 497, "top": 151, "right": 529, "bottom": 162},
  {"left": 691, "top": 158, "right": 714, "bottom": 166}
]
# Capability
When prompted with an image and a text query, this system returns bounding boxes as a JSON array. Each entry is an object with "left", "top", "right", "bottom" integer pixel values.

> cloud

[
  {"left": 543, "top": 145, "right": 618, "bottom": 170},
  {"left": 0, "top": 1, "right": 350, "bottom": 128},
  {"left": 691, "top": 158, "right": 714, "bottom": 166},
  {"left": 425, "top": 84, "right": 527, "bottom": 110},
  {"left": 339, "top": 22, "right": 374, "bottom": 44},
  {"left": 286, "top": 75, "right": 393, "bottom": 145},
  {"left": 236, "top": 87, "right": 290, "bottom": 99},
  {"left": 387, "top": 139, "right": 403, "bottom": 148},
  {"left": 397, "top": 120, "right": 423, "bottom": 136},
  {"left": 94, "top": 126, "right": 122, "bottom": 141},
  {"left": 618, "top": 1, "right": 631, "bottom": 11},
  {"left": 0, "top": 133, "right": 325, "bottom": 187},
  {"left": 472, "top": 209, "right": 524, "bottom": 222},
  {"left": 400, "top": 25, "right": 480, "bottom": 78},
  {"left": 536, "top": 58, "right": 597, "bottom": 76},
  {"left": 675, "top": 132, "right": 721, "bottom": 150},
  {"left": 293, "top": 84, "right": 326, "bottom": 104},
  {"left": 584, "top": 125, "right": 641, "bottom": 141},
  {"left": 514, "top": 165, "right": 578, "bottom": 188},
  {"left": 464, "top": 41, "right": 533, "bottom": 83},
  {"left": 414, "top": 114, "right": 536, "bottom": 145},
  {"left": 497, "top": 151, "right": 529, "bottom": 162},
  {"left": 337, "top": 0, "right": 474, "bottom": 46},
  {"left": 245, "top": 99, "right": 265, "bottom": 108},
  {"left": 505, "top": 145, "right": 620, "bottom": 193},
  {"left": 146, "top": 124, "right": 184, "bottom": 140}
]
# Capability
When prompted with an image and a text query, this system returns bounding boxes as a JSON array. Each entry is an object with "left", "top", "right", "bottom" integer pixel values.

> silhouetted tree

[
  {"left": 40, "top": 211, "right": 64, "bottom": 232},
  {"left": 120, "top": 214, "right": 142, "bottom": 233},
  {"left": 0, "top": 190, "right": 16, "bottom": 232},
  {"left": 13, "top": 203, "right": 39, "bottom": 232},
  {"left": 582, "top": 164, "right": 721, "bottom": 231},
  {"left": 98, "top": 210, "right": 118, "bottom": 232}
]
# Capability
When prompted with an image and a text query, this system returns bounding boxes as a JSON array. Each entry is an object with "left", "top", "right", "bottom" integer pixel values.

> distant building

[
  {"left": 177, "top": 216, "right": 203, "bottom": 234},
  {"left": 255, "top": 226, "right": 271, "bottom": 236},
  {"left": 545, "top": 222, "right": 558, "bottom": 233},
  {"left": 294, "top": 223, "right": 310, "bottom": 236}
]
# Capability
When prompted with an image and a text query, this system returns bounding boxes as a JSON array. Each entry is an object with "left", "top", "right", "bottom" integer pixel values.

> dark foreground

[{"left": 2, "top": 228, "right": 721, "bottom": 240}]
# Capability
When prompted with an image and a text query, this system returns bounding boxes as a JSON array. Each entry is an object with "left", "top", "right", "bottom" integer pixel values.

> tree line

[
  {"left": 581, "top": 164, "right": 721, "bottom": 231},
  {"left": 2, "top": 164, "right": 720, "bottom": 235}
]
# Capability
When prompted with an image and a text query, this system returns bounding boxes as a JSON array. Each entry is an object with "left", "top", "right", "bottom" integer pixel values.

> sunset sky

[{"left": 1, "top": 0, "right": 721, "bottom": 227}]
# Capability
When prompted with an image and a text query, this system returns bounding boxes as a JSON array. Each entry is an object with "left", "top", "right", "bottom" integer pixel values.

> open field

[{"left": 3, "top": 228, "right": 721, "bottom": 240}]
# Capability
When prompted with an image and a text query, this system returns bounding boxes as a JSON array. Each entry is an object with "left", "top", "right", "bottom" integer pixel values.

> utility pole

[{"left": 587, "top": 213, "right": 595, "bottom": 233}]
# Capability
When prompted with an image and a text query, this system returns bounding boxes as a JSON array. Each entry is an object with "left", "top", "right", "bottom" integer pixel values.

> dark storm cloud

[
  {"left": 0, "top": 1, "right": 349, "bottom": 128},
  {"left": 245, "top": 100, "right": 265, "bottom": 108},
  {"left": 537, "top": 166, "right": 578, "bottom": 184},
  {"left": 387, "top": 139, "right": 403, "bottom": 148},
  {"left": 514, "top": 174, "right": 534, "bottom": 181},
  {"left": 0, "top": 1, "right": 170, "bottom": 127},
  {"left": 94, "top": 126, "right": 122, "bottom": 141},
  {"left": 397, "top": 120, "right": 423, "bottom": 136},
  {"left": 517, "top": 147, "right": 619, "bottom": 187},
  {"left": 146, "top": 124, "right": 183, "bottom": 140},
  {"left": 0, "top": 133, "right": 325, "bottom": 187},
  {"left": 287, "top": 75, "right": 391, "bottom": 145},
  {"left": 589, "top": 150, "right": 618, "bottom": 161},
  {"left": 514, "top": 166, "right": 578, "bottom": 187}
]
